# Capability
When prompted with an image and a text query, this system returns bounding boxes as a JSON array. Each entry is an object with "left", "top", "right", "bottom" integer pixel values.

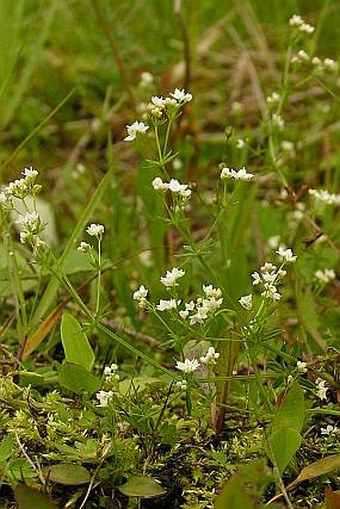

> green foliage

[
  {"left": 0, "top": 1, "right": 339, "bottom": 508},
  {"left": 265, "top": 382, "right": 305, "bottom": 475},
  {"left": 60, "top": 312, "right": 94, "bottom": 370}
]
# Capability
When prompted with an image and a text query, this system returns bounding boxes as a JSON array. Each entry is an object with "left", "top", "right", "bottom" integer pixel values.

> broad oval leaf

[
  {"left": 14, "top": 484, "right": 59, "bottom": 509},
  {"left": 44, "top": 464, "right": 90, "bottom": 485},
  {"left": 325, "top": 487, "right": 340, "bottom": 509},
  {"left": 118, "top": 476, "right": 166, "bottom": 499},
  {"left": 58, "top": 362, "right": 101, "bottom": 394},
  {"left": 214, "top": 473, "right": 255, "bottom": 509},
  {"left": 61, "top": 312, "right": 94, "bottom": 370},
  {"left": 267, "top": 427, "right": 302, "bottom": 476}
]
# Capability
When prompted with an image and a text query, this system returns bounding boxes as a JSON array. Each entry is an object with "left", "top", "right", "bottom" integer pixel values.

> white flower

[
  {"left": 152, "top": 177, "right": 168, "bottom": 191},
  {"left": 314, "top": 269, "right": 336, "bottom": 284},
  {"left": 160, "top": 267, "right": 185, "bottom": 287},
  {"left": 266, "top": 92, "right": 280, "bottom": 105},
  {"left": 309, "top": 189, "right": 340, "bottom": 206},
  {"left": 323, "top": 58, "right": 338, "bottom": 72},
  {"left": 77, "top": 241, "right": 92, "bottom": 253},
  {"left": 167, "top": 179, "right": 191, "bottom": 198},
  {"left": 16, "top": 211, "right": 41, "bottom": 234},
  {"left": 299, "top": 22, "right": 314, "bottom": 34},
  {"left": 124, "top": 121, "right": 149, "bottom": 142},
  {"left": 156, "top": 299, "right": 179, "bottom": 311},
  {"left": 140, "top": 71, "right": 154, "bottom": 87},
  {"left": 202, "top": 285, "right": 222, "bottom": 299},
  {"left": 261, "top": 283, "right": 281, "bottom": 301},
  {"left": 220, "top": 166, "right": 254, "bottom": 181},
  {"left": 103, "top": 363, "right": 119, "bottom": 382},
  {"left": 296, "top": 361, "right": 307, "bottom": 373},
  {"left": 315, "top": 378, "right": 328, "bottom": 401},
  {"left": 133, "top": 285, "right": 149, "bottom": 308},
  {"left": 169, "top": 88, "right": 192, "bottom": 103},
  {"left": 272, "top": 113, "right": 284, "bottom": 130},
  {"left": 96, "top": 390, "right": 114, "bottom": 407},
  {"left": 321, "top": 425, "right": 338, "bottom": 436},
  {"left": 276, "top": 247, "right": 297, "bottom": 263},
  {"left": 86, "top": 223, "right": 105, "bottom": 237},
  {"left": 22, "top": 167, "right": 38, "bottom": 179},
  {"left": 200, "top": 346, "right": 220, "bottom": 366},
  {"left": 251, "top": 272, "right": 261, "bottom": 286},
  {"left": 239, "top": 294, "right": 253, "bottom": 311},
  {"left": 289, "top": 14, "right": 303, "bottom": 27},
  {"left": 175, "top": 380, "right": 187, "bottom": 390},
  {"left": 236, "top": 138, "right": 245, "bottom": 149},
  {"left": 175, "top": 358, "right": 200, "bottom": 373}
]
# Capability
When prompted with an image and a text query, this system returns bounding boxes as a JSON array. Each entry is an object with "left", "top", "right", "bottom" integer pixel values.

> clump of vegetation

[{"left": 0, "top": 1, "right": 339, "bottom": 508}]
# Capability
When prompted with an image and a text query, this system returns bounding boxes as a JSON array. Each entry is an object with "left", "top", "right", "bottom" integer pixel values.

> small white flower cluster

[
  {"left": 175, "top": 347, "right": 219, "bottom": 376},
  {"left": 104, "top": 363, "right": 119, "bottom": 382},
  {"left": 147, "top": 88, "right": 192, "bottom": 118},
  {"left": 86, "top": 223, "right": 105, "bottom": 237},
  {"left": 251, "top": 249, "right": 296, "bottom": 301},
  {"left": 314, "top": 268, "right": 336, "bottom": 284},
  {"left": 139, "top": 71, "right": 154, "bottom": 88},
  {"left": 152, "top": 177, "right": 192, "bottom": 199},
  {"left": 0, "top": 169, "right": 48, "bottom": 255},
  {"left": 220, "top": 166, "right": 254, "bottom": 181},
  {"left": 266, "top": 92, "right": 280, "bottom": 105},
  {"left": 321, "top": 424, "right": 338, "bottom": 436},
  {"left": 200, "top": 346, "right": 220, "bottom": 366},
  {"left": 289, "top": 14, "right": 315, "bottom": 34},
  {"left": 160, "top": 267, "right": 185, "bottom": 287},
  {"left": 239, "top": 294, "right": 253, "bottom": 311},
  {"left": 315, "top": 377, "right": 328, "bottom": 401},
  {"left": 77, "top": 241, "right": 92, "bottom": 253},
  {"left": 16, "top": 211, "right": 41, "bottom": 244},
  {"left": 124, "top": 121, "right": 150, "bottom": 142},
  {"left": 309, "top": 188, "right": 340, "bottom": 206},
  {"left": 0, "top": 167, "right": 40, "bottom": 205},
  {"left": 133, "top": 284, "right": 149, "bottom": 308},
  {"left": 296, "top": 360, "right": 307, "bottom": 373},
  {"left": 96, "top": 390, "right": 114, "bottom": 408},
  {"left": 291, "top": 51, "right": 338, "bottom": 72},
  {"left": 179, "top": 285, "right": 223, "bottom": 325},
  {"left": 156, "top": 298, "right": 181, "bottom": 311},
  {"left": 276, "top": 247, "right": 297, "bottom": 263},
  {"left": 175, "top": 358, "right": 200, "bottom": 374},
  {"left": 271, "top": 113, "right": 284, "bottom": 130}
]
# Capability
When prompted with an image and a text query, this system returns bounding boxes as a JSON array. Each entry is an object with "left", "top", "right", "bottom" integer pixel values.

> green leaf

[
  {"left": 214, "top": 472, "right": 255, "bottom": 509},
  {"left": 272, "top": 382, "right": 305, "bottom": 435},
  {"left": 61, "top": 312, "right": 94, "bottom": 370},
  {"left": 287, "top": 454, "right": 340, "bottom": 491},
  {"left": 118, "top": 476, "right": 166, "bottom": 499},
  {"left": 0, "top": 436, "right": 14, "bottom": 462},
  {"left": 267, "top": 427, "right": 302, "bottom": 476},
  {"left": 58, "top": 362, "right": 101, "bottom": 394},
  {"left": 14, "top": 484, "right": 59, "bottom": 509},
  {"left": 44, "top": 463, "right": 90, "bottom": 485},
  {"left": 266, "top": 382, "right": 305, "bottom": 475}
]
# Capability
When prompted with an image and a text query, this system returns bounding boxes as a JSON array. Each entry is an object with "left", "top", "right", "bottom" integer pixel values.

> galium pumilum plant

[{"left": 0, "top": 11, "right": 339, "bottom": 508}]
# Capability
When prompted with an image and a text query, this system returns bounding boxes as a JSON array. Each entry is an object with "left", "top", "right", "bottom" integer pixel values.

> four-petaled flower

[
  {"left": 124, "top": 121, "right": 149, "bottom": 142},
  {"left": 86, "top": 223, "right": 105, "bottom": 237},
  {"left": 175, "top": 358, "right": 200, "bottom": 374}
]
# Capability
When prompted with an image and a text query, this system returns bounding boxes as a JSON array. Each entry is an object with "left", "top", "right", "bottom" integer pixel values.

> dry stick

[{"left": 91, "top": 0, "right": 137, "bottom": 115}]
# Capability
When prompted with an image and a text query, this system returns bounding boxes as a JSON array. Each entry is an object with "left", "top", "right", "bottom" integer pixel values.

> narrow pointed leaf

[{"left": 287, "top": 454, "right": 340, "bottom": 491}]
